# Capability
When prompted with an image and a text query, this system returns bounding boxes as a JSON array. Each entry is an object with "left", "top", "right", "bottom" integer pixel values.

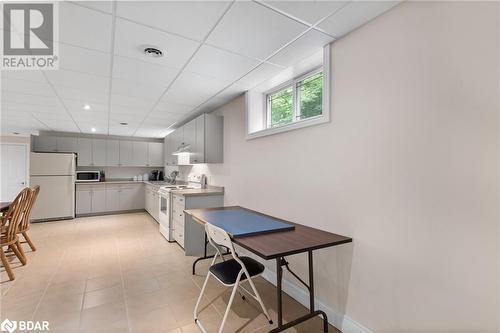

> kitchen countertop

[
  {"left": 170, "top": 187, "right": 224, "bottom": 197},
  {"left": 76, "top": 179, "right": 169, "bottom": 186}
]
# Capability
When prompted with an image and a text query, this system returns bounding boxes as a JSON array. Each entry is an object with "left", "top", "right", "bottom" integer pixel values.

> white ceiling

[{"left": 1, "top": 0, "right": 400, "bottom": 138}]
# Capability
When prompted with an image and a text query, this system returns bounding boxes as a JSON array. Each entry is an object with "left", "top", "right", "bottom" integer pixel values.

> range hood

[{"left": 172, "top": 144, "right": 191, "bottom": 155}]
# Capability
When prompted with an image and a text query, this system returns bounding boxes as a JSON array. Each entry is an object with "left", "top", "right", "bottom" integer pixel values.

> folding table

[{"left": 184, "top": 206, "right": 352, "bottom": 333}]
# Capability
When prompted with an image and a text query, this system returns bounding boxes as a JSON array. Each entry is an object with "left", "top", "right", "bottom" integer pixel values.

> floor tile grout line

[{"left": 28, "top": 246, "right": 67, "bottom": 322}]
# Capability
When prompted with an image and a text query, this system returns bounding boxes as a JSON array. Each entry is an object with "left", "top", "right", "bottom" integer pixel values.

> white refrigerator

[{"left": 30, "top": 152, "right": 76, "bottom": 221}]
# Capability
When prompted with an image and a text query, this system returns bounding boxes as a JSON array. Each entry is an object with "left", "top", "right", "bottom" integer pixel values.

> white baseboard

[{"left": 261, "top": 270, "right": 372, "bottom": 333}]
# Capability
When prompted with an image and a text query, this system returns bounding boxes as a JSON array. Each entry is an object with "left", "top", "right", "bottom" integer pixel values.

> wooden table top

[
  {"left": 0, "top": 202, "right": 11, "bottom": 212},
  {"left": 185, "top": 206, "right": 352, "bottom": 260}
]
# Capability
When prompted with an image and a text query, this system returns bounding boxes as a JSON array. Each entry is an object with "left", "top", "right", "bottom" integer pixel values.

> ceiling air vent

[{"left": 144, "top": 47, "right": 163, "bottom": 58}]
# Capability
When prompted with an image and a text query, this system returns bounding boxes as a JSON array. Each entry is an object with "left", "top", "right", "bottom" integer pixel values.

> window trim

[
  {"left": 265, "top": 67, "right": 323, "bottom": 129},
  {"left": 246, "top": 45, "right": 331, "bottom": 140}
]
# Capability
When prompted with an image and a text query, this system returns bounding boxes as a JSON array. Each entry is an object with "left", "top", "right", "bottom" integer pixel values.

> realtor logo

[
  {"left": 2, "top": 2, "right": 59, "bottom": 69},
  {"left": 0, "top": 319, "right": 17, "bottom": 333}
]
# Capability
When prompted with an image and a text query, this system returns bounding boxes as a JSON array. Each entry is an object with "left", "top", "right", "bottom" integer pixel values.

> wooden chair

[
  {"left": 0, "top": 188, "right": 30, "bottom": 281},
  {"left": 17, "top": 185, "right": 40, "bottom": 251}
]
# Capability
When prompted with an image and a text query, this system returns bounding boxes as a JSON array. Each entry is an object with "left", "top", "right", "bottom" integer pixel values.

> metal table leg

[
  {"left": 192, "top": 233, "right": 229, "bottom": 275},
  {"left": 269, "top": 250, "right": 328, "bottom": 333}
]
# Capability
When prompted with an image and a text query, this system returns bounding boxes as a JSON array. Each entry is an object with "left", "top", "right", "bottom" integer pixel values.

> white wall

[{"left": 179, "top": 2, "right": 499, "bottom": 331}]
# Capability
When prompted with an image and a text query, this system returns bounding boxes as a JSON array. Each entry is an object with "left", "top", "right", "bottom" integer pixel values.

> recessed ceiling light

[
  {"left": 120, "top": 122, "right": 128, "bottom": 126},
  {"left": 144, "top": 47, "right": 163, "bottom": 58},
  {"left": 83, "top": 104, "right": 91, "bottom": 110},
  {"left": 91, "top": 127, "right": 96, "bottom": 132}
]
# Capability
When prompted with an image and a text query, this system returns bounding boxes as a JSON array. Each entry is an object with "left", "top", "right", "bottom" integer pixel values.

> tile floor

[{"left": 1, "top": 213, "right": 340, "bottom": 333}]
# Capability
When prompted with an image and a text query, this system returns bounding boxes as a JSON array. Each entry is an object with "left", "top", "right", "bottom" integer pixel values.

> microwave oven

[{"left": 76, "top": 171, "right": 100, "bottom": 182}]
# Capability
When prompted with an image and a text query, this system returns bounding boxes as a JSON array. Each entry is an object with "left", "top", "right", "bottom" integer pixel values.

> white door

[{"left": 0, "top": 144, "right": 28, "bottom": 201}]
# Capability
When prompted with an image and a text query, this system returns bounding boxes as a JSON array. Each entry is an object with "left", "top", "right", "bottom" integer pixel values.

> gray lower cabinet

[
  {"left": 76, "top": 187, "right": 92, "bottom": 214},
  {"left": 105, "top": 187, "right": 120, "bottom": 212},
  {"left": 92, "top": 188, "right": 107, "bottom": 213},
  {"left": 173, "top": 193, "right": 224, "bottom": 254},
  {"left": 144, "top": 184, "right": 159, "bottom": 221},
  {"left": 76, "top": 183, "right": 144, "bottom": 216}
]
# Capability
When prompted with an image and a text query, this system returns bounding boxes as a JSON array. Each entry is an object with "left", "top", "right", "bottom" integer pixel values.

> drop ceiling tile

[
  {"left": 148, "top": 111, "right": 185, "bottom": 122},
  {"left": 185, "top": 45, "right": 259, "bottom": 85},
  {"left": 112, "top": 56, "right": 179, "bottom": 88},
  {"left": 162, "top": 71, "right": 228, "bottom": 107},
  {"left": 108, "top": 126, "right": 136, "bottom": 137},
  {"left": 63, "top": 99, "right": 107, "bottom": 113},
  {"left": 153, "top": 100, "right": 194, "bottom": 115},
  {"left": 0, "top": 71, "right": 45, "bottom": 83},
  {"left": 268, "top": 29, "right": 333, "bottom": 68},
  {"left": 261, "top": 1, "right": 348, "bottom": 26},
  {"left": 116, "top": 1, "right": 230, "bottom": 41},
  {"left": 234, "top": 62, "right": 284, "bottom": 90},
  {"left": 114, "top": 18, "right": 200, "bottom": 68},
  {"left": 111, "top": 93, "right": 155, "bottom": 110},
  {"left": 2, "top": 101, "right": 65, "bottom": 114},
  {"left": 2, "top": 92, "right": 63, "bottom": 107},
  {"left": 58, "top": 2, "right": 112, "bottom": 51},
  {"left": 317, "top": 1, "right": 400, "bottom": 38},
  {"left": 70, "top": 112, "right": 108, "bottom": 124},
  {"left": 1, "top": 78, "right": 56, "bottom": 97},
  {"left": 206, "top": 1, "right": 308, "bottom": 60},
  {"left": 112, "top": 78, "right": 165, "bottom": 101},
  {"left": 75, "top": 122, "right": 105, "bottom": 134},
  {"left": 44, "top": 70, "right": 109, "bottom": 93},
  {"left": 143, "top": 117, "right": 176, "bottom": 127},
  {"left": 58, "top": 43, "right": 110, "bottom": 77},
  {"left": 52, "top": 86, "right": 108, "bottom": 104},
  {"left": 71, "top": 1, "right": 114, "bottom": 14}
]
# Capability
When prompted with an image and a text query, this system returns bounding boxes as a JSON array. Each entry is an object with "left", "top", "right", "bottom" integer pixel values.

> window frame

[{"left": 265, "top": 66, "right": 324, "bottom": 130}]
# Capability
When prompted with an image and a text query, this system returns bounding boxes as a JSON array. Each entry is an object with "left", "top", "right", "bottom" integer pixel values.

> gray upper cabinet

[
  {"left": 106, "top": 140, "right": 120, "bottom": 166},
  {"left": 76, "top": 138, "right": 92, "bottom": 166},
  {"left": 164, "top": 135, "right": 173, "bottom": 166},
  {"left": 32, "top": 135, "right": 163, "bottom": 167},
  {"left": 148, "top": 142, "right": 163, "bottom": 166},
  {"left": 33, "top": 136, "right": 57, "bottom": 152},
  {"left": 194, "top": 115, "right": 205, "bottom": 164},
  {"left": 132, "top": 141, "right": 148, "bottom": 166},
  {"left": 183, "top": 119, "right": 196, "bottom": 151},
  {"left": 57, "top": 137, "right": 77, "bottom": 152},
  {"left": 92, "top": 139, "right": 107, "bottom": 166},
  {"left": 164, "top": 113, "right": 223, "bottom": 165},
  {"left": 119, "top": 141, "right": 133, "bottom": 166}
]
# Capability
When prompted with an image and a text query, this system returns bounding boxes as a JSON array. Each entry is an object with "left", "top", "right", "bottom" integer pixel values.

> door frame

[{"left": 0, "top": 142, "right": 30, "bottom": 189}]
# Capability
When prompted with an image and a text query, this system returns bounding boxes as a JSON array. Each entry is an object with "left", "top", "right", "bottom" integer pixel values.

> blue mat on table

[{"left": 199, "top": 208, "right": 295, "bottom": 238}]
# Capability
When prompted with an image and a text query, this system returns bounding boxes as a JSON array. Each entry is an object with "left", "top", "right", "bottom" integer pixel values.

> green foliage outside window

[
  {"left": 269, "top": 87, "right": 293, "bottom": 127},
  {"left": 267, "top": 71, "right": 323, "bottom": 128},
  {"left": 298, "top": 72, "right": 323, "bottom": 119}
]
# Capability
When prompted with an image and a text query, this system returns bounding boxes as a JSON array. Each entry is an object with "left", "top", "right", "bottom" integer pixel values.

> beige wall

[{"left": 179, "top": 1, "right": 499, "bottom": 331}]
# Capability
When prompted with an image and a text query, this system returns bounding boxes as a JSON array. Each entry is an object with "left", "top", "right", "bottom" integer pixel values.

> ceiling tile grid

[{"left": 1, "top": 0, "right": 401, "bottom": 137}]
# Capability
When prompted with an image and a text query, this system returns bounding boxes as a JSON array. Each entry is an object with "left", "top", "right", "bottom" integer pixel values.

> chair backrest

[
  {"left": 205, "top": 223, "right": 236, "bottom": 259},
  {"left": 19, "top": 185, "right": 40, "bottom": 232},
  {"left": 2, "top": 188, "right": 30, "bottom": 243}
]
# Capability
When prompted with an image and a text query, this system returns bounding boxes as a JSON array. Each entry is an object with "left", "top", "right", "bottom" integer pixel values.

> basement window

[
  {"left": 246, "top": 45, "right": 331, "bottom": 140},
  {"left": 266, "top": 69, "right": 323, "bottom": 129}
]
